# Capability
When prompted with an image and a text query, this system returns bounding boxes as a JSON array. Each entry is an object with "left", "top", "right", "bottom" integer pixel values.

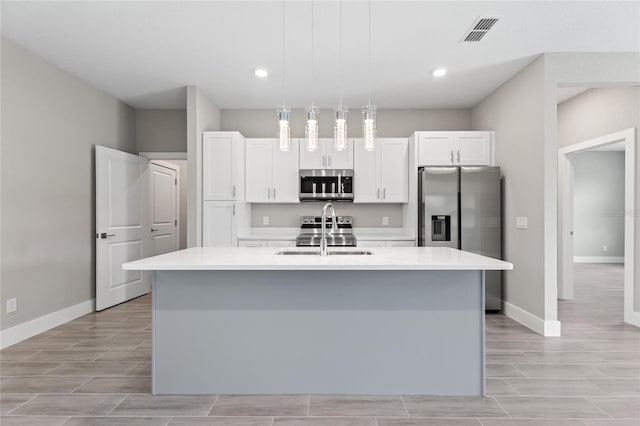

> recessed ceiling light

[
  {"left": 254, "top": 68, "right": 268, "bottom": 78},
  {"left": 432, "top": 68, "right": 447, "bottom": 78}
]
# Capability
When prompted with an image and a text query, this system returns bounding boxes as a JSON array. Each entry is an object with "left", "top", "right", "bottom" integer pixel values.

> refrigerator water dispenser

[{"left": 431, "top": 215, "right": 451, "bottom": 241}]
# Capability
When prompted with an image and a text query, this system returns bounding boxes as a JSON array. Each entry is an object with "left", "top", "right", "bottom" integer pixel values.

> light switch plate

[
  {"left": 382, "top": 216, "right": 389, "bottom": 226},
  {"left": 262, "top": 216, "right": 269, "bottom": 225},
  {"left": 515, "top": 216, "right": 528, "bottom": 229}
]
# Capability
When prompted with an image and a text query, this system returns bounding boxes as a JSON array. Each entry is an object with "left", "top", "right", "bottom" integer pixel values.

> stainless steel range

[{"left": 295, "top": 216, "right": 357, "bottom": 247}]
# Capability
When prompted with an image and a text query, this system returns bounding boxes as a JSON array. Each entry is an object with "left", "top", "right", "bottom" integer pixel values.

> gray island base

[{"left": 152, "top": 269, "right": 485, "bottom": 395}]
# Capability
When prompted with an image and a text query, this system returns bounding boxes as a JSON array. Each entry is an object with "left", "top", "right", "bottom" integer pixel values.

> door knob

[
  {"left": 99, "top": 233, "right": 115, "bottom": 239},
  {"left": 151, "top": 228, "right": 159, "bottom": 232}
]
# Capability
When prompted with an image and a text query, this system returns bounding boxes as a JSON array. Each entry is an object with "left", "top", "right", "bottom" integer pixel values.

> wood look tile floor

[{"left": 1, "top": 263, "right": 638, "bottom": 425}]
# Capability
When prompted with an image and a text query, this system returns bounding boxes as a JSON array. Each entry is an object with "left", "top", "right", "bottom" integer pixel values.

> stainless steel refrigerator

[{"left": 418, "top": 166, "right": 503, "bottom": 310}]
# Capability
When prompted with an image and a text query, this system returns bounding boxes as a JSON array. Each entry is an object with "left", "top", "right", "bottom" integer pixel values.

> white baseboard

[
  {"left": 574, "top": 256, "right": 624, "bottom": 264},
  {"left": 0, "top": 299, "right": 95, "bottom": 349},
  {"left": 503, "top": 301, "right": 561, "bottom": 337},
  {"left": 624, "top": 311, "right": 640, "bottom": 328}
]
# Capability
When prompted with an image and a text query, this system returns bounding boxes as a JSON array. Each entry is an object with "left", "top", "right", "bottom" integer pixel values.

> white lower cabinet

[
  {"left": 386, "top": 240, "right": 416, "bottom": 247},
  {"left": 203, "top": 201, "right": 238, "bottom": 247},
  {"left": 238, "top": 240, "right": 267, "bottom": 247},
  {"left": 357, "top": 240, "right": 386, "bottom": 248},
  {"left": 358, "top": 240, "right": 416, "bottom": 248},
  {"left": 238, "top": 239, "right": 295, "bottom": 247},
  {"left": 267, "top": 240, "right": 296, "bottom": 248}
]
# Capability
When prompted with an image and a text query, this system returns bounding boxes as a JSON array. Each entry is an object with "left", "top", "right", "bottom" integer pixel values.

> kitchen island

[{"left": 123, "top": 247, "right": 512, "bottom": 396}]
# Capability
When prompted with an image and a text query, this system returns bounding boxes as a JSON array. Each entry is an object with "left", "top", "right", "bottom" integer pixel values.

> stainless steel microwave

[{"left": 299, "top": 169, "right": 354, "bottom": 201}]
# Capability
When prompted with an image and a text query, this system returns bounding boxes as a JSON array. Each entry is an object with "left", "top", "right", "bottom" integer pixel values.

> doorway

[
  {"left": 140, "top": 152, "right": 188, "bottom": 250},
  {"left": 558, "top": 128, "right": 638, "bottom": 327}
]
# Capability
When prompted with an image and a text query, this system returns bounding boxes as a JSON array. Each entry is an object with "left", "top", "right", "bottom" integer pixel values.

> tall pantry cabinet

[{"left": 202, "top": 131, "right": 248, "bottom": 247}]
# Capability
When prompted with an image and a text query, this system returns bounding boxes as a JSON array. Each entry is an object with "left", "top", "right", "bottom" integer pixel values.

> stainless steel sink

[
  {"left": 276, "top": 250, "right": 373, "bottom": 256},
  {"left": 329, "top": 250, "right": 373, "bottom": 255},
  {"left": 276, "top": 250, "right": 319, "bottom": 256}
]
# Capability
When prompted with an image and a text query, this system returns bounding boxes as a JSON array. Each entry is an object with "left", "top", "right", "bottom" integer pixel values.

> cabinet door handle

[
  {"left": 273, "top": 187, "right": 276, "bottom": 199},
  {"left": 267, "top": 188, "right": 271, "bottom": 199},
  {"left": 450, "top": 150, "right": 454, "bottom": 163},
  {"left": 328, "top": 156, "right": 332, "bottom": 167},
  {"left": 322, "top": 155, "right": 326, "bottom": 168},
  {"left": 383, "top": 188, "right": 386, "bottom": 200},
  {"left": 457, "top": 150, "right": 461, "bottom": 164},
  {"left": 377, "top": 188, "right": 380, "bottom": 199},
  {"left": 232, "top": 185, "right": 236, "bottom": 197},
  {"left": 232, "top": 204, "right": 236, "bottom": 216}
]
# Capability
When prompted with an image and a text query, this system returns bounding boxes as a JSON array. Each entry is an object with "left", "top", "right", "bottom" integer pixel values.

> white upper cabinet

[
  {"left": 203, "top": 132, "right": 244, "bottom": 200},
  {"left": 417, "top": 131, "right": 493, "bottom": 166},
  {"left": 458, "top": 132, "right": 492, "bottom": 165},
  {"left": 354, "top": 138, "right": 408, "bottom": 203},
  {"left": 272, "top": 139, "right": 300, "bottom": 202},
  {"left": 245, "top": 138, "right": 300, "bottom": 203},
  {"left": 299, "top": 138, "right": 353, "bottom": 170},
  {"left": 245, "top": 139, "right": 272, "bottom": 203},
  {"left": 379, "top": 138, "right": 409, "bottom": 203},
  {"left": 353, "top": 138, "right": 378, "bottom": 202}
]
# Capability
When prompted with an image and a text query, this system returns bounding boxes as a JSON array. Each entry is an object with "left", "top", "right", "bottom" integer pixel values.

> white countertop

[{"left": 123, "top": 247, "right": 513, "bottom": 271}]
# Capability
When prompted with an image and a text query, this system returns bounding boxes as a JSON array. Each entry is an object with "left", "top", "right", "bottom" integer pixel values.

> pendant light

[
  {"left": 334, "top": 0, "right": 348, "bottom": 152},
  {"left": 277, "top": 0, "right": 291, "bottom": 152},
  {"left": 305, "top": 0, "right": 319, "bottom": 152},
  {"left": 362, "top": 0, "right": 376, "bottom": 151}
]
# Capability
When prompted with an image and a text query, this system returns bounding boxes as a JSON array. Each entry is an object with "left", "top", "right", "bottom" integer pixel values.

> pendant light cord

[
  {"left": 282, "top": 0, "right": 286, "bottom": 109},
  {"left": 339, "top": 0, "right": 343, "bottom": 107},
  {"left": 368, "top": 0, "right": 371, "bottom": 108},
  {"left": 311, "top": 0, "right": 314, "bottom": 106}
]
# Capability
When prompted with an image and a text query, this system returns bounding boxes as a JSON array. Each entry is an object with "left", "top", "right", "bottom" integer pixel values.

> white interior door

[
  {"left": 150, "top": 161, "right": 178, "bottom": 255},
  {"left": 96, "top": 145, "right": 151, "bottom": 311}
]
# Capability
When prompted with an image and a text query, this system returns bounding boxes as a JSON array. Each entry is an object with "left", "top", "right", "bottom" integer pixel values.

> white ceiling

[{"left": 2, "top": 1, "right": 638, "bottom": 110}]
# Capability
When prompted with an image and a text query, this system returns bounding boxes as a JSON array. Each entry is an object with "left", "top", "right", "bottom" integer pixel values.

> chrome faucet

[{"left": 320, "top": 202, "right": 337, "bottom": 256}]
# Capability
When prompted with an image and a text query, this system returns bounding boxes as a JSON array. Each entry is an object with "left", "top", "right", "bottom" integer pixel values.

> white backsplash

[{"left": 250, "top": 203, "right": 404, "bottom": 228}]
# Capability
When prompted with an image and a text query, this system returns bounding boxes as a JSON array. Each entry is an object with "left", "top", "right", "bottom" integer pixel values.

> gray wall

[
  {"left": 471, "top": 56, "right": 547, "bottom": 319},
  {"left": 186, "top": 86, "right": 221, "bottom": 247},
  {"left": 572, "top": 152, "right": 625, "bottom": 258},
  {"left": 221, "top": 108, "right": 472, "bottom": 138},
  {"left": 135, "top": 109, "right": 187, "bottom": 152},
  {"left": 558, "top": 87, "right": 640, "bottom": 149},
  {"left": 1, "top": 37, "right": 136, "bottom": 330}
]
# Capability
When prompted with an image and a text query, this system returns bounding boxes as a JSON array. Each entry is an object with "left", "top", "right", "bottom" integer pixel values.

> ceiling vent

[{"left": 461, "top": 16, "right": 500, "bottom": 42}]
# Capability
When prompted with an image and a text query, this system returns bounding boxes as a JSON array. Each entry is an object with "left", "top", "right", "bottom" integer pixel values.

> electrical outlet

[
  {"left": 262, "top": 216, "right": 269, "bottom": 225},
  {"left": 6, "top": 297, "right": 17, "bottom": 314},
  {"left": 382, "top": 216, "right": 389, "bottom": 226},
  {"left": 515, "top": 216, "right": 528, "bottom": 229},
  {"left": 603, "top": 245, "right": 608, "bottom": 252}
]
